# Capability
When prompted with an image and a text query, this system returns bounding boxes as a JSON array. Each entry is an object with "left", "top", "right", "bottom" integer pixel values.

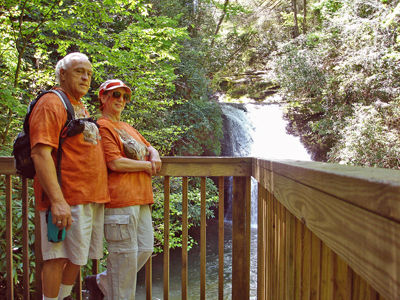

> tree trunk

[
  {"left": 292, "top": 0, "right": 299, "bottom": 37},
  {"left": 303, "top": 0, "right": 307, "bottom": 34},
  {"left": 210, "top": 0, "right": 230, "bottom": 48}
]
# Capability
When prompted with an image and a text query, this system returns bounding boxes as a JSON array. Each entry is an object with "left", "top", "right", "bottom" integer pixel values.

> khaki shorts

[{"left": 40, "top": 202, "right": 105, "bottom": 266}]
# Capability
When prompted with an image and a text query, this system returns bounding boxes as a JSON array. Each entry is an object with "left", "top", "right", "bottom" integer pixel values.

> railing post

[
  {"left": 34, "top": 205, "right": 43, "bottom": 300},
  {"left": 22, "top": 177, "right": 30, "bottom": 300},
  {"left": 163, "top": 176, "right": 170, "bottom": 300},
  {"left": 6, "top": 175, "right": 14, "bottom": 300},
  {"left": 232, "top": 176, "right": 250, "bottom": 300}
]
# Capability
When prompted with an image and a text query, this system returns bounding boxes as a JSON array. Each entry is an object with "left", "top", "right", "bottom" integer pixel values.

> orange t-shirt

[
  {"left": 29, "top": 90, "right": 110, "bottom": 211},
  {"left": 97, "top": 117, "right": 154, "bottom": 208}
]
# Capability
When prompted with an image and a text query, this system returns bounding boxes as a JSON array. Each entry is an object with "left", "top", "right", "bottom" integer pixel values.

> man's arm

[{"left": 31, "top": 143, "right": 72, "bottom": 230}]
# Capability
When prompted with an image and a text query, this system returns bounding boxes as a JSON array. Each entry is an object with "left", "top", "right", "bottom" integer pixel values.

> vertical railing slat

[
  {"left": 257, "top": 183, "right": 266, "bottom": 300},
  {"left": 285, "top": 207, "right": 295, "bottom": 300},
  {"left": 145, "top": 255, "right": 152, "bottom": 300},
  {"left": 34, "top": 205, "right": 43, "bottom": 300},
  {"left": 266, "top": 190, "right": 273, "bottom": 300},
  {"left": 232, "top": 176, "right": 250, "bottom": 300},
  {"left": 294, "top": 217, "right": 303, "bottom": 300},
  {"left": 6, "top": 175, "right": 14, "bottom": 300},
  {"left": 302, "top": 226, "right": 312, "bottom": 299},
  {"left": 163, "top": 176, "right": 170, "bottom": 300},
  {"left": 245, "top": 176, "right": 251, "bottom": 298},
  {"left": 310, "top": 232, "right": 322, "bottom": 300},
  {"left": 181, "top": 177, "right": 188, "bottom": 300},
  {"left": 218, "top": 176, "right": 225, "bottom": 300},
  {"left": 75, "top": 269, "right": 82, "bottom": 300},
  {"left": 22, "top": 177, "right": 30, "bottom": 300},
  {"left": 200, "top": 177, "right": 207, "bottom": 300}
]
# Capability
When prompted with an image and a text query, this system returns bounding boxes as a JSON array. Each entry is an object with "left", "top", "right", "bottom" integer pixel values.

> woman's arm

[
  {"left": 107, "top": 157, "right": 153, "bottom": 175},
  {"left": 148, "top": 146, "right": 162, "bottom": 174}
]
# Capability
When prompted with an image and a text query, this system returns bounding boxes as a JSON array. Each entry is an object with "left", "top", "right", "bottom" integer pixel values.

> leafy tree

[{"left": 271, "top": 0, "right": 400, "bottom": 165}]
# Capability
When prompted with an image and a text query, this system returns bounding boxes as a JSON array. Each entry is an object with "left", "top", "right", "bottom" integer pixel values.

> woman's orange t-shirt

[{"left": 97, "top": 117, "right": 154, "bottom": 208}]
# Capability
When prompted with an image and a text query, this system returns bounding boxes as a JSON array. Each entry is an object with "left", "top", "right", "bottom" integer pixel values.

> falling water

[
  {"left": 133, "top": 99, "right": 311, "bottom": 300},
  {"left": 221, "top": 102, "right": 311, "bottom": 226}
]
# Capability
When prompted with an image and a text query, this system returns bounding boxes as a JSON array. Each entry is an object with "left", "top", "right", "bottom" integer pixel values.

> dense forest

[
  {"left": 1, "top": 0, "right": 399, "bottom": 297},
  {"left": 1, "top": 0, "right": 399, "bottom": 166}
]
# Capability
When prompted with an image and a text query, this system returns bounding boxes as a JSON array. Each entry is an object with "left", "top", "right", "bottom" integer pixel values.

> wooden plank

[
  {"left": 265, "top": 159, "right": 400, "bottom": 223},
  {"left": 75, "top": 269, "right": 82, "bottom": 300},
  {"left": 163, "top": 176, "right": 170, "bottom": 300},
  {"left": 321, "top": 243, "right": 333, "bottom": 299},
  {"left": 332, "top": 251, "right": 350, "bottom": 300},
  {"left": 352, "top": 271, "right": 369, "bottom": 300},
  {"left": 294, "top": 217, "right": 302, "bottom": 300},
  {"left": 258, "top": 184, "right": 266, "bottom": 300},
  {"left": 245, "top": 176, "right": 251, "bottom": 298},
  {"left": 301, "top": 226, "right": 311, "bottom": 300},
  {"left": 277, "top": 200, "right": 282, "bottom": 300},
  {"left": 278, "top": 202, "right": 286, "bottom": 300},
  {"left": 232, "top": 177, "right": 249, "bottom": 300},
  {"left": 285, "top": 208, "right": 295, "bottom": 300},
  {"left": 272, "top": 195, "right": 277, "bottom": 300},
  {"left": 146, "top": 257, "right": 152, "bottom": 300},
  {"left": 200, "top": 177, "right": 206, "bottom": 300},
  {"left": 218, "top": 177, "right": 224, "bottom": 300},
  {"left": 310, "top": 232, "right": 322, "bottom": 300},
  {"left": 273, "top": 173, "right": 400, "bottom": 300},
  {"left": 266, "top": 190, "right": 273, "bottom": 300},
  {"left": 182, "top": 177, "right": 188, "bottom": 300},
  {"left": 6, "top": 175, "right": 14, "bottom": 300},
  {"left": 0, "top": 157, "right": 17, "bottom": 175},
  {"left": 22, "top": 178, "right": 30, "bottom": 300},
  {"left": 158, "top": 157, "right": 252, "bottom": 177},
  {"left": 34, "top": 204, "right": 43, "bottom": 300},
  {"left": 92, "top": 259, "right": 99, "bottom": 274}
]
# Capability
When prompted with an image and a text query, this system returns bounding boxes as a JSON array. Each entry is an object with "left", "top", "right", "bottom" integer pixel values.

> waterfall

[{"left": 220, "top": 102, "right": 311, "bottom": 226}]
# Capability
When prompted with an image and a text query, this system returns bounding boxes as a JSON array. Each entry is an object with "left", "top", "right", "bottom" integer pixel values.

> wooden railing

[{"left": 1, "top": 156, "right": 400, "bottom": 300}]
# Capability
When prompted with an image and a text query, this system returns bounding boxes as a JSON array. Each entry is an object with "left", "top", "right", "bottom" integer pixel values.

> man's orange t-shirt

[
  {"left": 97, "top": 117, "right": 154, "bottom": 208},
  {"left": 29, "top": 90, "right": 110, "bottom": 211}
]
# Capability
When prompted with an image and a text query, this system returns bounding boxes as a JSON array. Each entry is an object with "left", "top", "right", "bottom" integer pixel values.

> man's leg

[
  {"left": 42, "top": 258, "right": 79, "bottom": 298},
  {"left": 42, "top": 258, "right": 67, "bottom": 298}
]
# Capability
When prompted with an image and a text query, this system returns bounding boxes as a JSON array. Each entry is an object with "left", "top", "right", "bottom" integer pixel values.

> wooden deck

[{"left": 1, "top": 156, "right": 400, "bottom": 299}]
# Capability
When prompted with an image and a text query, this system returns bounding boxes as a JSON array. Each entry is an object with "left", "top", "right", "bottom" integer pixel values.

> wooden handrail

[
  {"left": 1, "top": 156, "right": 400, "bottom": 300},
  {"left": 253, "top": 158, "right": 400, "bottom": 300}
]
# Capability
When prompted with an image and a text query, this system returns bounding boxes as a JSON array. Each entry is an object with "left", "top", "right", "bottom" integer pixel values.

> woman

[{"left": 85, "top": 79, "right": 162, "bottom": 300}]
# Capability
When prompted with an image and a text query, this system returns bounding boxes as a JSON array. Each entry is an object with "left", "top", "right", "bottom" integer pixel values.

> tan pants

[{"left": 97, "top": 204, "right": 154, "bottom": 300}]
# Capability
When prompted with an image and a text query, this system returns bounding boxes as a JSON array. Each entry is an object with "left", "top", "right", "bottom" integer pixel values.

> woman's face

[{"left": 101, "top": 87, "right": 129, "bottom": 115}]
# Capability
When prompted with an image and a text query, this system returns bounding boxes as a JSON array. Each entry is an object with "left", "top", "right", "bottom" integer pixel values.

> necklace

[{"left": 102, "top": 114, "right": 120, "bottom": 123}]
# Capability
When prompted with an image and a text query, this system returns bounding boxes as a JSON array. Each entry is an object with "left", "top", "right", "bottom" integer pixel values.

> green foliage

[
  {"left": 168, "top": 99, "right": 223, "bottom": 156},
  {"left": 0, "top": 0, "right": 189, "bottom": 155},
  {"left": 151, "top": 177, "right": 219, "bottom": 253},
  {"left": 271, "top": 0, "right": 400, "bottom": 165},
  {"left": 0, "top": 176, "right": 37, "bottom": 298},
  {"left": 328, "top": 99, "right": 400, "bottom": 169}
]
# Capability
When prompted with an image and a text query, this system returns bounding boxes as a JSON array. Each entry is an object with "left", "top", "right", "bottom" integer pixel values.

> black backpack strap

[{"left": 47, "top": 90, "right": 75, "bottom": 187}]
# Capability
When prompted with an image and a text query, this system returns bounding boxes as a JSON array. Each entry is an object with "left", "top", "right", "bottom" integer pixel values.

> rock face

[{"left": 218, "top": 69, "right": 280, "bottom": 101}]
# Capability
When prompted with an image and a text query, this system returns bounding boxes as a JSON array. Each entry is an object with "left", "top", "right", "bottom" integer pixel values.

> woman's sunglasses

[{"left": 110, "top": 90, "right": 131, "bottom": 102}]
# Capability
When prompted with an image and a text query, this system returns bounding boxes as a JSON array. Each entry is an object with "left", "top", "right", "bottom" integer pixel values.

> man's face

[{"left": 60, "top": 56, "right": 93, "bottom": 101}]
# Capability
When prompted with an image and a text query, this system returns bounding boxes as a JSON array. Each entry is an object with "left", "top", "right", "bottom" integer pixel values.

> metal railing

[{"left": 1, "top": 156, "right": 400, "bottom": 300}]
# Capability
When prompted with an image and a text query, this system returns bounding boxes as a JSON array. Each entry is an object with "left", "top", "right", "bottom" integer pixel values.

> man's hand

[{"left": 51, "top": 201, "right": 73, "bottom": 230}]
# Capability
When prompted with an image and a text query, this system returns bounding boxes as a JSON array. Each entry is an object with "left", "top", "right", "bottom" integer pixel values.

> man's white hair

[{"left": 55, "top": 52, "right": 90, "bottom": 84}]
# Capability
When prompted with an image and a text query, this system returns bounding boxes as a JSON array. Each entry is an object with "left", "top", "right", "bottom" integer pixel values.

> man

[{"left": 30, "top": 52, "right": 110, "bottom": 300}]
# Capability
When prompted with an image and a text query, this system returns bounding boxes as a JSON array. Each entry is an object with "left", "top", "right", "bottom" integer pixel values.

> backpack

[{"left": 12, "top": 90, "right": 75, "bottom": 180}]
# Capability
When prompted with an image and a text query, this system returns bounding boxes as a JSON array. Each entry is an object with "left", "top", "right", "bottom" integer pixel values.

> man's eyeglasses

[{"left": 110, "top": 90, "right": 131, "bottom": 102}]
